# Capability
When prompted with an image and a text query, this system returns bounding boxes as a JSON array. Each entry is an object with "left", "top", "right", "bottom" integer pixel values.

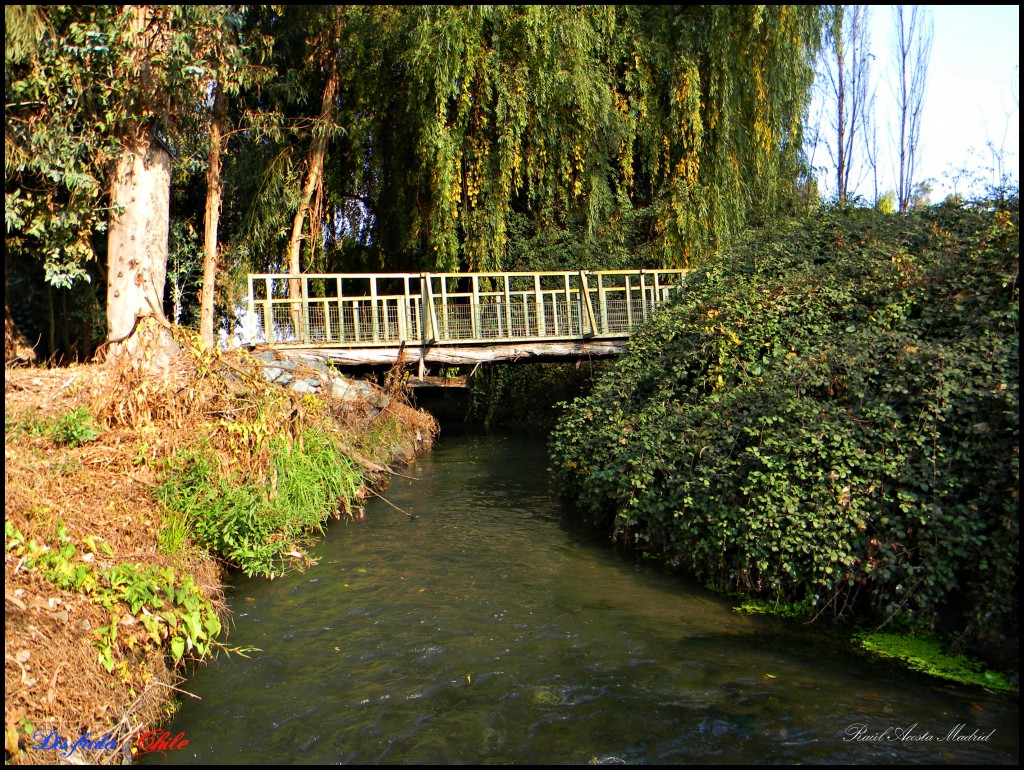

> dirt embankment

[{"left": 5, "top": 349, "right": 437, "bottom": 764}]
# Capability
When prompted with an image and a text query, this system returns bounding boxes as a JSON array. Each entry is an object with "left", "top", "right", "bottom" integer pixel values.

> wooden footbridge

[{"left": 246, "top": 269, "right": 688, "bottom": 370}]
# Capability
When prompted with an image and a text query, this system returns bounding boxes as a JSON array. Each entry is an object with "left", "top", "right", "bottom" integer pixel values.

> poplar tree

[
  {"left": 820, "top": 5, "right": 873, "bottom": 203},
  {"left": 892, "top": 5, "right": 932, "bottom": 213}
]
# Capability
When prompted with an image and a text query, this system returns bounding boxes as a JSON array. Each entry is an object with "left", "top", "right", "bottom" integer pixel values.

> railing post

[
  {"left": 370, "top": 276, "right": 381, "bottom": 343},
  {"left": 639, "top": 270, "right": 648, "bottom": 322},
  {"left": 336, "top": 277, "right": 344, "bottom": 342},
  {"left": 422, "top": 272, "right": 439, "bottom": 343},
  {"left": 579, "top": 270, "right": 598, "bottom": 338},
  {"left": 503, "top": 274, "right": 513, "bottom": 339},
  {"left": 398, "top": 276, "right": 410, "bottom": 342},
  {"left": 264, "top": 277, "right": 274, "bottom": 343},
  {"left": 471, "top": 274, "right": 481, "bottom": 340},
  {"left": 247, "top": 275, "right": 255, "bottom": 343},
  {"left": 598, "top": 273, "right": 608, "bottom": 334},
  {"left": 534, "top": 274, "right": 545, "bottom": 336},
  {"left": 562, "top": 273, "right": 571, "bottom": 335},
  {"left": 622, "top": 274, "right": 630, "bottom": 327},
  {"left": 298, "top": 276, "right": 309, "bottom": 342}
]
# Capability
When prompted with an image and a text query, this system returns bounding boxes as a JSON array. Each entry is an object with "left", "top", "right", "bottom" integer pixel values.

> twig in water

[
  {"left": 386, "top": 469, "right": 420, "bottom": 481},
  {"left": 369, "top": 490, "right": 417, "bottom": 519}
]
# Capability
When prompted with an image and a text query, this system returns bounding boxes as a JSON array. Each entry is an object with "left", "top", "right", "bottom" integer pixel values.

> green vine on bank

[{"left": 5, "top": 521, "right": 229, "bottom": 674}]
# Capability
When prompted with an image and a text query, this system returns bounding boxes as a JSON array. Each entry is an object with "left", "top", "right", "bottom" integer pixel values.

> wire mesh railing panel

[
  {"left": 272, "top": 305, "right": 300, "bottom": 343},
  {"left": 541, "top": 297, "right": 584, "bottom": 337},
  {"left": 328, "top": 304, "right": 342, "bottom": 341},
  {"left": 508, "top": 297, "right": 534, "bottom": 339},
  {"left": 250, "top": 306, "right": 267, "bottom": 344},
  {"left": 306, "top": 305, "right": 328, "bottom": 342},
  {"left": 248, "top": 269, "right": 687, "bottom": 347},
  {"left": 477, "top": 300, "right": 504, "bottom": 339},
  {"left": 631, "top": 295, "right": 650, "bottom": 326},
  {"left": 603, "top": 297, "right": 630, "bottom": 334},
  {"left": 436, "top": 301, "right": 474, "bottom": 341}
]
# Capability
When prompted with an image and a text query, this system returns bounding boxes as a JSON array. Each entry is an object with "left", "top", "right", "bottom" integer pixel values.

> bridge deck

[{"left": 247, "top": 269, "right": 687, "bottom": 365}]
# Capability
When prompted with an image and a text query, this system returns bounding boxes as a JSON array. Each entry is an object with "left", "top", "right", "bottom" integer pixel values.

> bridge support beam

[{"left": 286, "top": 340, "right": 629, "bottom": 367}]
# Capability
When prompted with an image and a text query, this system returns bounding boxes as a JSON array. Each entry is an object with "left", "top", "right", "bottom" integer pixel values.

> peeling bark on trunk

[
  {"left": 286, "top": 69, "right": 336, "bottom": 279},
  {"left": 200, "top": 85, "right": 226, "bottom": 349},
  {"left": 105, "top": 128, "right": 177, "bottom": 368}
]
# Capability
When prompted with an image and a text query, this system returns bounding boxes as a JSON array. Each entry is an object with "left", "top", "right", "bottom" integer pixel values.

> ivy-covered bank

[
  {"left": 4, "top": 344, "right": 437, "bottom": 763},
  {"left": 550, "top": 200, "right": 1019, "bottom": 675}
]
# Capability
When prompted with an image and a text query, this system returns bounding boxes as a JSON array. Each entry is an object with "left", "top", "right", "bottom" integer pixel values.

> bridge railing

[{"left": 246, "top": 269, "right": 688, "bottom": 348}]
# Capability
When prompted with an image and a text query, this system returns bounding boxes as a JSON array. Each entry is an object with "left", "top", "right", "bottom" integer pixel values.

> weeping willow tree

[
  {"left": 320, "top": 5, "right": 824, "bottom": 273},
  {"left": 221, "top": 5, "right": 824, "bottom": 280}
]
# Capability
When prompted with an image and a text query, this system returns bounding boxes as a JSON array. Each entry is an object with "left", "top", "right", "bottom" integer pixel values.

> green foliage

[
  {"left": 6, "top": 406, "right": 102, "bottom": 447},
  {"left": 263, "top": 5, "right": 825, "bottom": 274},
  {"left": 550, "top": 201, "right": 1019, "bottom": 655},
  {"left": 734, "top": 596, "right": 818, "bottom": 620},
  {"left": 7, "top": 4, "right": 828, "bottom": 345},
  {"left": 156, "top": 511, "right": 191, "bottom": 558},
  {"left": 5, "top": 7, "right": 229, "bottom": 286},
  {"left": 157, "top": 429, "right": 363, "bottom": 577},
  {"left": 4, "top": 521, "right": 222, "bottom": 671},
  {"left": 5, "top": 6, "right": 122, "bottom": 289},
  {"left": 167, "top": 221, "right": 204, "bottom": 327},
  {"left": 269, "top": 429, "right": 362, "bottom": 530},
  {"left": 857, "top": 632, "right": 1015, "bottom": 691},
  {"left": 50, "top": 407, "right": 103, "bottom": 447},
  {"left": 875, "top": 192, "right": 897, "bottom": 215},
  {"left": 469, "top": 362, "right": 607, "bottom": 431},
  {"left": 157, "top": 443, "right": 282, "bottom": 576}
]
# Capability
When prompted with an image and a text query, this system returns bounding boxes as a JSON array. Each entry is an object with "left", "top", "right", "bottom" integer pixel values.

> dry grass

[{"left": 4, "top": 340, "right": 436, "bottom": 764}]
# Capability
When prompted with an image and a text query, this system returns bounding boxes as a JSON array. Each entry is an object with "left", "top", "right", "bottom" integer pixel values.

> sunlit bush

[{"left": 551, "top": 200, "right": 1019, "bottom": 654}]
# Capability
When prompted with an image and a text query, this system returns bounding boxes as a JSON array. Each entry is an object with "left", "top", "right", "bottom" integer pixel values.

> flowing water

[{"left": 146, "top": 435, "right": 1017, "bottom": 765}]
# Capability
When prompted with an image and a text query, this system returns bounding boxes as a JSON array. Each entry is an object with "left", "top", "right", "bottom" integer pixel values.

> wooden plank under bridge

[{"left": 246, "top": 269, "right": 688, "bottom": 370}]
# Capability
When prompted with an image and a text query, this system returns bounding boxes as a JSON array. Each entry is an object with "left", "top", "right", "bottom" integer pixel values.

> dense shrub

[{"left": 550, "top": 201, "right": 1019, "bottom": 655}]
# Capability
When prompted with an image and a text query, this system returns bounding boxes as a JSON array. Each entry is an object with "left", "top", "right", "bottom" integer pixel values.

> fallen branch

[{"left": 368, "top": 490, "right": 417, "bottom": 520}]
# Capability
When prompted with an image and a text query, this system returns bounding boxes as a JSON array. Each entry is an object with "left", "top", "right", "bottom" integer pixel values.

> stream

[{"left": 145, "top": 434, "right": 1018, "bottom": 765}]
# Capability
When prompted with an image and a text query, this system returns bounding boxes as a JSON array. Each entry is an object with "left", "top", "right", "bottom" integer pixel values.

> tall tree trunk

[
  {"left": 105, "top": 125, "right": 176, "bottom": 367},
  {"left": 287, "top": 68, "right": 338, "bottom": 278},
  {"left": 200, "top": 84, "right": 226, "bottom": 349},
  {"left": 834, "top": 9, "right": 847, "bottom": 203},
  {"left": 287, "top": 12, "right": 342, "bottom": 335},
  {"left": 104, "top": 6, "right": 178, "bottom": 367},
  {"left": 893, "top": 5, "right": 931, "bottom": 212}
]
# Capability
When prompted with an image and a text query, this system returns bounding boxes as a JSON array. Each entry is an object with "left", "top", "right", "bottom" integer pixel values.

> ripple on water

[{"left": 146, "top": 436, "right": 1019, "bottom": 766}]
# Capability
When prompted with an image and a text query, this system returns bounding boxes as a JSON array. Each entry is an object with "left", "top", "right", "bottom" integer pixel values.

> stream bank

[{"left": 4, "top": 344, "right": 437, "bottom": 764}]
